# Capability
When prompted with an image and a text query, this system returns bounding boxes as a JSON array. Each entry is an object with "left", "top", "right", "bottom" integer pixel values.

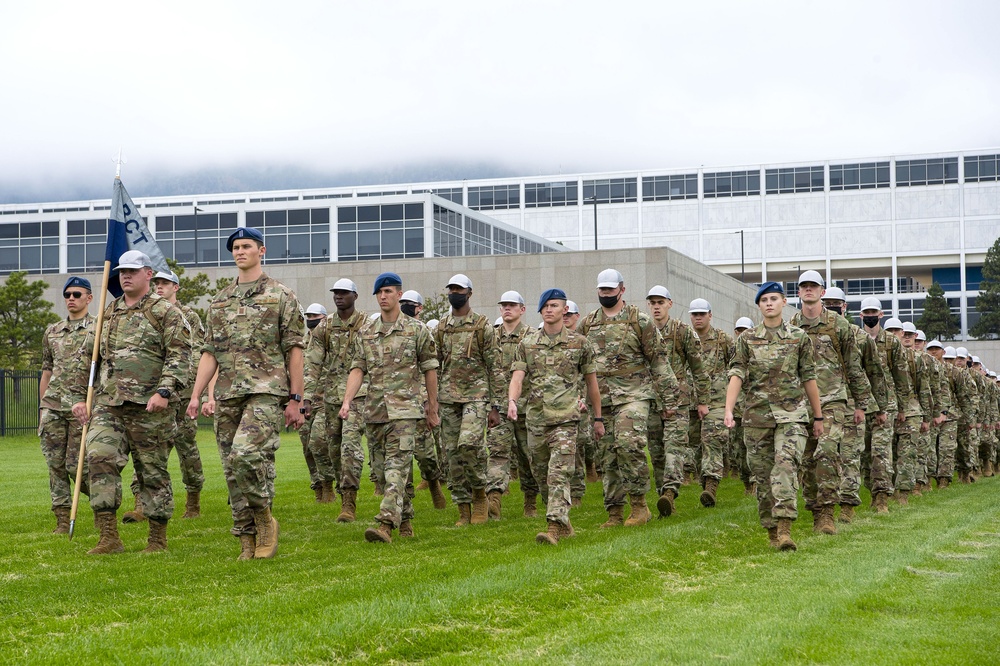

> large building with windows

[{"left": 0, "top": 148, "right": 996, "bottom": 339}]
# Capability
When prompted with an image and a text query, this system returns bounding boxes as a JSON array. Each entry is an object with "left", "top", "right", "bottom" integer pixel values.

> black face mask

[
  {"left": 306, "top": 318, "right": 321, "bottom": 329},
  {"left": 400, "top": 303, "right": 418, "bottom": 317},
  {"left": 862, "top": 315, "right": 880, "bottom": 328},
  {"left": 448, "top": 293, "right": 469, "bottom": 309},
  {"left": 599, "top": 294, "right": 620, "bottom": 309}
]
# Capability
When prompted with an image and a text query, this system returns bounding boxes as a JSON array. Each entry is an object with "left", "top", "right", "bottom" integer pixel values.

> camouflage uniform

[
  {"left": 894, "top": 345, "right": 932, "bottom": 493},
  {"left": 648, "top": 318, "right": 709, "bottom": 494},
  {"left": 791, "top": 309, "right": 872, "bottom": 513},
  {"left": 204, "top": 274, "right": 305, "bottom": 536},
  {"left": 434, "top": 312, "right": 504, "bottom": 505},
  {"left": 84, "top": 292, "right": 188, "bottom": 522},
  {"left": 840, "top": 325, "right": 890, "bottom": 507},
  {"left": 349, "top": 315, "right": 438, "bottom": 529},
  {"left": 970, "top": 371, "right": 989, "bottom": 473},
  {"left": 512, "top": 326, "right": 597, "bottom": 527},
  {"left": 299, "top": 407, "right": 322, "bottom": 493},
  {"left": 40, "top": 313, "right": 94, "bottom": 511},
  {"left": 955, "top": 365, "right": 980, "bottom": 477},
  {"left": 578, "top": 304, "right": 679, "bottom": 510},
  {"left": 487, "top": 322, "right": 536, "bottom": 497},
  {"left": 933, "top": 359, "right": 960, "bottom": 482},
  {"left": 730, "top": 387, "right": 750, "bottom": 487},
  {"left": 728, "top": 321, "right": 817, "bottom": 529},
  {"left": 863, "top": 329, "right": 910, "bottom": 497},
  {"left": 687, "top": 326, "right": 734, "bottom": 484},
  {"left": 917, "top": 350, "right": 946, "bottom": 485}
]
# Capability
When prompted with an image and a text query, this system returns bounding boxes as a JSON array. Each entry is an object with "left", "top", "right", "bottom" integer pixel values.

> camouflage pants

[
  {"left": 647, "top": 410, "right": 665, "bottom": 491},
  {"left": 687, "top": 411, "right": 704, "bottom": 478},
  {"left": 933, "top": 420, "right": 958, "bottom": 479},
  {"left": 440, "top": 401, "right": 489, "bottom": 504},
  {"left": 690, "top": 408, "right": 728, "bottom": 481},
  {"left": 527, "top": 421, "right": 577, "bottom": 526},
  {"left": 582, "top": 419, "right": 597, "bottom": 471},
  {"left": 87, "top": 402, "right": 175, "bottom": 522},
  {"left": 915, "top": 425, "right": 934, "bottom": 486},
  {"left": 215, "top": 395, "right": 282, "bottom": 536},
  {"left": 839, "top": 415, "right": 866, "bottom": 506},
  {"left": 745, "top": 422, "right": 807, "bottom": 529},
  {"left": 979, "top": 427, "right": 996, "bottom": 468},
  {"left": 368, "top": 419, "right": 417, "bottom": 528},
  {"left": 39, "top": 408, "right": 88, "bottom": 509},
  {"left": 729, "top": 417, "right": 750, "bottom": 484},
  {"left": 299, "top": 410, "right": 322, "bottom": 489},
  {"left": 414, "top": 416, "right": 443, "bottom": 484},
  {"left": 956, "top": 422, "right": 976, "bottom": 473},
  {"left": 802, "top": 402, "right": 846, "bottom": 511},
  {"left": 570, "top": 421, "right": 587, "bottom": 500},
  {"left": 863, "top": 412, "right": 895, "bottom": 496},
  {"left": 486, "top": 414, "right": 530, "bottom": 494},
  {"left": 128, "top": 398, "right": 205, "bottom": 498},
  {"left": 599, "top": 400, "right": 651, "bottom": 509},
  {"left": 893, "top": 415, "right": 921, "bottom": 492},
  {"left": 656, "top": 410, "right": 690, "bottom": 496},
  {"left": 323, "top": 399, "right": 366, "bottom": 492}
]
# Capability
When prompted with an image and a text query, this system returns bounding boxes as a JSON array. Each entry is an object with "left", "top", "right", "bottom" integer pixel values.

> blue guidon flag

[{"left": 106, "top": 178, "right": 170, "bottom": 297}]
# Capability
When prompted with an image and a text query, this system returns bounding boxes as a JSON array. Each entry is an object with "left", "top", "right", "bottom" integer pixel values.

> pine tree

[
  {"left": 917, "top": 282, "right": 960, "bottom": 341},
  {"left": 971, "top": 236, "right": 1000, "bottom": 339},
  {"left": 0, "top": 272, "right": 60, "bottom": 369}
]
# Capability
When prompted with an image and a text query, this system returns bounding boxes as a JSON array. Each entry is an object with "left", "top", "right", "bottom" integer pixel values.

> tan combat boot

[
  {"left": 87, "top": 512, "right": 125, "bottom": 555},
  {"left": 237, "top": 534, "right": 256, "bottom": 561},
  {"left": 896, "top": 490, "right": 909, "bottom": 506},
  {"left": 337, "top": 490, "right": 357, "bottom": 523},
  {"left": 455, "top": 503, "right": 472, "bottom": 526},
  {"left": 938, "top": 476, "right": 950, "bottom": 489},
  {"left": 814, "top": 506, "right": 837, "bottom": 535},
  {"left": 775, "top": 518, "right": 797, "bottom": 551},
  {"left": 571, "top": 497, "right": 582, "bottom": 508},
  {"left": 838, "top": 504, "right": 855, "bottom": 524},
  {"left": 624, "top": 494, "right": 650, "bottom": 526},
  {"left": 471, "top": 489, "right": 489, "bottom": 525},
  {"left": 767, "top": 526, "right": 779, "bottom": 549},
  {"left": 985, "top": 461, "right": 995, "bottom": 477},
  {"left": 428, "top": 479, "right": 447, "bottom": 510},
  {"left": 873, "top": 492, "right": 889, "bottom": 514},
  {"left": 416, "top": 479, "right": 430, "bottom": 491},
  {"left": 121, "top": 495, "right": 146, "bottom": 524},
  {"left": 656, "top": 489, "right": 676, "bottom": 517},
  {"left": 558, "top": 518, "right": 575, "bottom": 539},
  {"left": 319, "top": 479, "right": 334, "bottom": 504},
  {"left": 523, "top": 492, "right": 538, "bottom": 518},
  {"left": 252, "top": 507, "right": 279, "bottom": 559},
  {"left": 52, "top": 507, "right": 71, "bottom": 534},
  {"left": 364, "top": 521, "right": 393, "bottom": 543},
  {"left": 600, "top": 505, "right": 624, "bottom": 528},
  {"left": 313, "top": 485, "right": 323, "bottom": 502},
  {"left": 487, "top": 490, "right": 502, "bottom": 520},
  {"left": 398, "top": 520, "right": 414, "bottom": 538},
  {"left": 536, "top": 520, "right": 561, "bottom": 545},
  {"left": 142, "top": 518, "right": 168, "bottom": 553},
  {"left": 910, "top": 484, "right": 923, "bottom": 497},
  {"left": 743, "top": 480, "right": 756, "bottom": 496},
  {"left": 585, "top": 461, "right": 599, "bottom": 483},
  {"left": 700, "top": 477, "right": 719, "bottom": 508},
  {"left": 182, "top": 490, "right": 201, "bottom": 519}
]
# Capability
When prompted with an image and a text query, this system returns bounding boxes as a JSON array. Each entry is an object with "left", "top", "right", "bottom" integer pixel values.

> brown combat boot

[
  {"left": 487, "top": 490, "right": 502, "bottom": 520},
  {"left": 416, "top": 479, "right": 430, "bottom": 491},
  {"left": 141, "top": 518, "right": 168, "bottom": 553},
  {"left": 182, "top": 490, "right": 201, "bottom": 519},
  {"left": 657, "top": 489, "right": 676, "bottom": 517},
  {"left": 121, "top": 495, "right": 146, "bottom": 524},
  {"left": 873, "top": 492, "right": 889, "bottom": 514},
  {"left": 767, "top": 526, "right": 779, "bottom": 549},
  {"left": 364, "top": 521, "right": 393, "bottom": 543},
  {"left": 471, "top": 489, "right": 489, "bottom": 525},
  {"left": 571, "top": 497, "right": 582, "bottom": 508},
  {"left": 237, "top": 534, "right": 256, "bottom": 561},
  {"left": 52, "top": 507, "right": 71, "bottom": 534},
  {"left": 337, "top": 490, "right": 357, "bottom": 523},
  {"left": 558, "top": 518, "right": 575, "bottom": 539},
  {"left": 319, "top": 480, "right": 334, "bottom": 503},
  {"left": 455, "top": 503, "right": 472, "bottom": 526},
  {"left": 398, "top": 520, "right": 414, "bottom": 538},
  {"left": 938, "top": 476, "right": 950, "bottom": 489},
  {"left": 428, "top": 479, "right": 447, "bottom": 510},
  {"left": 814, "top": 506, "right": 837, "bottom": 535},
  {"left": 586, "top": 461, "right": 599, "bottom": 483},
  {"left": 985, "top": 461, "right": 995, "bottom": 477},
  {"left": 896, "top": 490, "right": 909, "bottom": 506},
  {"left": 373, "top": 480, "right": 385, "bottom": 496},
  {"left": 536, "top": 520, "right": 561, "bottom": 545},
  {"left": 523, "top": 492, "right": 538, "bottom": 518},
  {"left": 775, "top": 518, "right": 797, "bottom": 552},
  {"left": 313, "top": 485, "right": 323, "bottom": 502},
  {"left": 838, "top": 504, "right": 855, "bottom": 524},
  {"left": 910, "top": 485, "right": 923, "bottom": 497},
  {"left": 87, "top": 512, "right": 125, "bottom": 555},
  {"left": 600, "top": 505, "right": 624, "bottom": 528},
  {"left": 743, "top": 480, "right": 756, "bottom": 496},
  {"left": 252, "top": 507, "right": 279, "bottom": 559},
  {"left": 700, "top": 477, "right": 719, "bottom": 508},
  {"left": 624, "top": 494, "right": 650, "bottom": 527}
]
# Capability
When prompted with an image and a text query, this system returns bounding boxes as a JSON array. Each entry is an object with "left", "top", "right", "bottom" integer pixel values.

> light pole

[
  {"left": 733, "top": 230, "right": 745, "bottom": 283},
  {"left": 193, "top": 205, "right": 202, "bottom": 266},
  {"left": 585, "top": 196, "right": 598, "bottom": 250}
]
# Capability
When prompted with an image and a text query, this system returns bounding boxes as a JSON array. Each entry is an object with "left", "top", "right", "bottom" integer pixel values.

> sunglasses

[{"left": 63, "top": 291, "right": 87, "bottom": 299}]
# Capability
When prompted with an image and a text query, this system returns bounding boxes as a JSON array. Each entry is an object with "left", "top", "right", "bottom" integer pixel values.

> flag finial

[{"left": 113, "top": 148, "right": 126, "bottom": 179}]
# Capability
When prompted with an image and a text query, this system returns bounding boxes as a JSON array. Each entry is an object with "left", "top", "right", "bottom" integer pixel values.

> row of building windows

[
  {"left": 338, "top": 204, "right": 424, "bottom": 262},
  {"left": 431, "top": 205, "right": 551, "bottom": 257}
]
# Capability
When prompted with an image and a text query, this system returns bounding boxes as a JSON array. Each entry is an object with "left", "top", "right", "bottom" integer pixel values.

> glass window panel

[
  {"left": 196, "top": 213, "right": 218, "bottom": 229},
  {"left": 174, "top": 239, "right": 195, "bottom": 264},
  {"left": 766, "top": 174, "right": 778, "bottom": 192},
  {"left": 158, "top": 217, "right": 174, "bottom": 231},
  {"left": 20, "top": 246, "right": 40, "bottom": 270},
  {"left": 288, "top": 209, "right": 309, "bottom": 226},
  {"left": 266, "top": 234, "right": 287, "bottom": 259},
  {"left": 311, "top": 208, "right": 329, "bottom": 225},
  {"left": 927, "top": 162, "right": 943, "bottom": 182},
  {"left": 896, "top": 165, "right": 909, "bottom": 183},
  {"left": 944, "top": 160, "right": 958, "bottom": 180},
  {"left": 85, "top": 242, "right": 104, "bottom": 268},
  {"left": 642, "top": 180, "right": 654, "bottom": 198},
  {"left": 338, "top": 207, "right": 357, "bottom": 223},
  {"left": 339, "top": 231, "right": 356, "bottom": 257},
  {"left": 67, "top": 245, "right": 84, "bottom": 269},
  {"left": 404, "top": 203, "right": 423, "bottom": 219},
  {"left": 264, "top": 210, "right": 287, "bottom": 227},
  {"left": 0, "top": 225, "right": 17, "bottom": 239},
  {"left": 357, "top": 206, "right": 379, "bottom": 223},
  {"left": 0, "top": 247, "right": 17, "bottom": 271},
  {"left": 246, "top": 211, "right": 264, "bottom": 226},
  {"left": 219, "top": 212, "right": 238, "bottom": 229},
  {"left": 381, "top": 204, "right": 403, "bottom": 221},
  {"left": 288, "top": 234, "right": 310, "bottom": 258},
  {"left": 68, "top": 220, "right": 85, "bottom": 235},
  {"left": 19, "top": 222, "right": 40, "bottom": 238},
  {"left": 86, "top": 219, "right": 104, "bottom": 235},
  {"left": 358, "top": 230, "right": 379, "bottom": 257},
  {"left": 198, "top": 242, "right": 218, "bottom": 265},
  {"left": 382, "top": 229, "right": 404, "bottom": 255},
  {"left": 42, "top": 245, "right": 59, "bottom": 270},
  {"left": 173, "top": 214, "right": 195, "bottom": 231},
  {"left": 312, "top": 232, "right": 329, "bottom": 258}
]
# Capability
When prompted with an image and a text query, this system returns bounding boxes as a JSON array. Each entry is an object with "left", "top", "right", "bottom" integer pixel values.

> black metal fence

[{"left": 1, "top": 369, "right": 41, "bottom": 436}]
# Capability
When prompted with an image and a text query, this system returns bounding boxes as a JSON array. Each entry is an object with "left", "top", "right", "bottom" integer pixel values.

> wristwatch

[
  {"left": 156, "top": 388, "right": 171, "bottom": 399},
  {"left": 289, "top": 394, "right": 302, "bottom": 402}
]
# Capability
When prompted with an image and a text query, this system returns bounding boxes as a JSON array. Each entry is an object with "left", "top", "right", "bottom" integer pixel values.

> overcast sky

[{"left": 2, "top": 0, "right": 999, "bottom": 201}]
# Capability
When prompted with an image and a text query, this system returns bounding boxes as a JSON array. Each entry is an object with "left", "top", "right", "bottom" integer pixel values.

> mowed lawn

[{"left": 3, "top": 430, "right": 999, "bottom": 665}]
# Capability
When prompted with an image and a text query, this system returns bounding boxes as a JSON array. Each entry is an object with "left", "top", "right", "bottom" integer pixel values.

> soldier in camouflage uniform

[
  {"left": 509, "top": 288, "right": 604, "bottom": 545},
  {"left": 186, "top": 227, "right": 306, "bottom": 560},
  {"left": 72, "top": 251, "right": 190, "bottom": 555},
  {"left": 39, "top": 276, "right": 94, "bottom": 534},
  {"left": 687, "top": 298, "right": 736, "bottom": 508},
  {"left": 300, "top": 302, "right": 328, "bottom": 503},
  {"left": 564, "top": 300, "right": 599, "bottom": 484},
  {"left": 859, "top": 298, "right": 911, "bottom": 513},
  {"left": 725, "top": 281, "right": 823, "bottom": 552},
  {"left": 730, "top": 317, "right": 755, "bottom": 495},
  {"left": 340, "top": 272, "right": 439, "bottom": 544},
  {"left": 643, "top": 285, "right": 710, "bottom": 518},
  {"left": 434, "top": 274, "right": 505, "bottom": 527},
  {"left": 885, "top": 318, "right": 932, "bottom": 505},
  {"left": 951, "top": 348, "right": 980, "bottom": 483},
  {"left": 792, "top": 272, "right": 873, "bottom": 535},
  {"left": 971, "top": 356, "right": 995, "bottom": 475},
  {"left": 928, "top": 343, "right": 959, "bottom": 487},
  {"left": 906, "top": 327, "right": 944, "bottom": 493},
  {"left": 486, "top": 291, "right": 538, "bottom": 519},
  {"left": 578, "top": 270, "right": 680, "bottom": 528}
]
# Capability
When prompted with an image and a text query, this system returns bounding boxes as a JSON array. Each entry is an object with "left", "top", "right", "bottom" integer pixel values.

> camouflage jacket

[
  {"left": 851, "top": 324, "right": 892, "bottom": 413},
  {"left": 434, "top": 311, "right": 504, "bottom": 405},
  {"left": 350, "top": 314, "right": 438, "bottom": 422},
  {"left": 694, "top": 326, "right": 734, "bottom": 408},
  {"left": 41, "top": 313, "right": 94, "bottom": 410},
  {"left": 658, "top": 318, "right": 710, "bottom": 409},
  {"left": 305, "top": 309, "right": 369, "bottom": 405},
  {"left": 497, "top": 321, "right": 530, "bottom": 413},
  {"left": 92, "top": 291, "right": 190, "bottom": 407},
  {"left": 728, "top": 320, "right": 817, "bottom": 428},
  {"left": 950, "top": 364, "right": 977, "bottom": 424},
  {"left": 926, "top": 354, "right": 953, "bottom": 420},
  {"left": 511, "top": 326, "right": 597, "bottom": 427},
  {"left": 203, "top": 273, "right": 305, "bottom": 400},
  {"left": 969, "top": 370, "right": 988, "bottom": 422},
  {"left": 900, "top": 345, "right": 933, "bottom": 420},
  {"left": 177, "top": 303, "right": 205, "bottom": 397},
  {"left": 578, "top": 303, "right": 679, "bottom": 410},
  {"left": 791, "top": 309, "right": 873, "bottom": 411},
  {"left": 870, "top": 328, "right": 912, "bottom": 415}
]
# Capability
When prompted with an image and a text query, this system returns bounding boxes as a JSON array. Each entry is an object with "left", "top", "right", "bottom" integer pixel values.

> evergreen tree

[
  {"left": 0, "top": 272, "right": 60, "bottom": 369},
  {"left": 971, "top": 236, "right": 1000, "bottom": 339},
  {"left": 165, "top": 258, "right": 212, "bottom": 323},
  {"left": 917, "top": 282, "right": 960, "bottom": 341}
]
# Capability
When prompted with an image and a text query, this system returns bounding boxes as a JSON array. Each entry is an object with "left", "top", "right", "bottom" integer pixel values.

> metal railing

[{"left": 1, "top": 370, "right": 41, "bottom": 436}]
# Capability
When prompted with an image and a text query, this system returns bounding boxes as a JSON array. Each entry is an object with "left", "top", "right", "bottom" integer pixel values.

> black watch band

[
  {"left": 289, "top": 394, "right": 302, "bottom": 402},
  {"left": 156, "top": 388, "right": 171, "bottom": 399}
]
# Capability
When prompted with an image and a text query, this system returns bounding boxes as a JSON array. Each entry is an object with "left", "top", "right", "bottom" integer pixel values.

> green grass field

[{"left": 3, "top": 430, "right": 999, "bottom": 665}]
